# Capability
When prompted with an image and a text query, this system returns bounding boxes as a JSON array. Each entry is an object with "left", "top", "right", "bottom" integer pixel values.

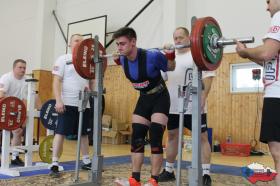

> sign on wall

[{"left": 66, "top": 15, "right": 107, "bottom": 53}]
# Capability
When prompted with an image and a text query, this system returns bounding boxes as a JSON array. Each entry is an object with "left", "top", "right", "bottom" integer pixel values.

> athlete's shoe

[
  {"left": 202, "top": 174, "right": 212, "bottom": 186},
  {"left": 158, "top": 169, "right": 176, "bottom": 182},
  {"left": 144, "top": 178, "right": 158, "bottom": 186},
  {"left": 114, "top": 177, "right": 141, "bottom": 186}
]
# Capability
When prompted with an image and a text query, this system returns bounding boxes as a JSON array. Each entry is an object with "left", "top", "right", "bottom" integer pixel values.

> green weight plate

[
  {"left": 202, "top": 24, "right": 223, "bottom": 64},
  {"left": 39, "top": 135, "right": 62, "bottom": 163}
]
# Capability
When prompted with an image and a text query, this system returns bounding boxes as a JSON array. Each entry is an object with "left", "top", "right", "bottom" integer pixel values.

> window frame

[{"left": 230, "top": 62, "right": 263, "bottom": 93}]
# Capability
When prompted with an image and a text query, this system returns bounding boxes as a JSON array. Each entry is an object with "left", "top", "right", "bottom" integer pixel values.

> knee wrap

[
  {"left": 149, "top": 122, "right": 165, "bottom": 154},
  {"left": 131, "top": 123, "right": 149, "bottom": 153}
]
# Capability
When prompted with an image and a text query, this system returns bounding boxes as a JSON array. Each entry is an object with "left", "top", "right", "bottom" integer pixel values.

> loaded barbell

[{"left": 71, "top": 16, "right": 255, "bottom": 79}]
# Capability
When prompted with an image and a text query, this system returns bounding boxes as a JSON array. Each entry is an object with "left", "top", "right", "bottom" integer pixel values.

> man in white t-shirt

[
  {"left": 159, "top": 27, "right": 215, "bottom": 186},
  {"left": 0, "top": 59, "right": 28, "bottom": 166},
  {"left": 49, "top": 34, "right": 94, "bottom": 177},
  {"left": 236, "top": 1, "right": 280, "bottom": 185}
]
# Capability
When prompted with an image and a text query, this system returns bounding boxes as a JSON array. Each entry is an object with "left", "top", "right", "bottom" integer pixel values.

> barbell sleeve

[
  {"left": 217, "top": 37, "right": 255, "bottom": 47},
  {"left": 150, "top": 44, "right": 190, "bottom": 51},
  {"left": 101, "top": 54, "right": 118, "bottom": 58}
]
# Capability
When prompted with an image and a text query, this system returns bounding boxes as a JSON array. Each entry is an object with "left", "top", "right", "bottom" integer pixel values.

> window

[{"left": 230, "top": 62, "right": 263, "bottom": 93}]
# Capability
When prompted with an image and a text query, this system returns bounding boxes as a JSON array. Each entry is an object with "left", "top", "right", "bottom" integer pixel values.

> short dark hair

[
  {"left": 13, "top": 59, "right": 26, "bottom": 68},
  {"left": 174, "top": 27, "right": 190, "bottom": 37},
  {"left": 112, "top": 27, "right": 137, "bottom": 40}
]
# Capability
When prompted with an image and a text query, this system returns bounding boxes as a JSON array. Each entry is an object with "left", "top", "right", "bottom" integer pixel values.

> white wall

[
  {"left": 0, "top": 0, "right": 39, "bottom": 75},
  {"left": 53, "top": 0, "right": 168, "bottom": 64},
  {"left": 36, "top": 0, "right": 57, "bottom": 70},
  {"left": 0, "top": 0, "right": 272, "bottom": 75}
]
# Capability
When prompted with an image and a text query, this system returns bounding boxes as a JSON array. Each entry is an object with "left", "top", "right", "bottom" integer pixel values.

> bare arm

[
  {"left": 0, "top": 90, "right": 5, "bottom": 98},
  {"left": 89, "top": 79, "right": 95, "bottom": 91},
  {"left": 201, "top": 76, "right": 214, "bottom": 110},
  {"left": 167, "top": 59, "right": 176, "bottom": 71},
  {"left": 163, "top": 44, "right": 176, "bottom": 71},
  {"left": 236, "top": 38, "right": 280, "bottom": 65},
  {"left": 53, "top": 75, "right": 65, "bottom": 113}
]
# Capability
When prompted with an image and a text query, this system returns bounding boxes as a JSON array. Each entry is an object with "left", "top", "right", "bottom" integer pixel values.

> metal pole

[
  {"left": 188, "top": 64, "right": 203, "bottom": 186},
  {"left": 186, "top": 16, "right": 202, "bottom": 186},
  {"left": 25, "top": 79, "right": 38, "bottom": 166},
  {"left": 74, "top": 91, "right": 85, "bottom": 182},
  {"left": 52, "top": 10, "right": 67, "bottom": 44},
  {"left": 176, "top": 84, "right": 191, "bottom": 186},
  {"left": 91, "top": 35, "right": 103, "bottom": 185},
  {"left": 105, "top": 0, "right": 155, "bottom": 48}
]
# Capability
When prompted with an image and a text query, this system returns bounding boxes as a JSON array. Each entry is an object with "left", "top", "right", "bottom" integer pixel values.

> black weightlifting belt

[{"left": 141, "top": 83, "right": 166, "bottom": 95}]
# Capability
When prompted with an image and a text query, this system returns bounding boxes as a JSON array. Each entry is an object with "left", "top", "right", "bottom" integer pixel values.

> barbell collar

[{"left": 217, "top": 37, "right": 255, "bottom": 47}]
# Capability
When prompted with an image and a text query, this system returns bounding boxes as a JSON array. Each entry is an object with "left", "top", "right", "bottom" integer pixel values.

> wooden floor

[{"left": 31, "top": 139, "right": 274, "bottom": 169}]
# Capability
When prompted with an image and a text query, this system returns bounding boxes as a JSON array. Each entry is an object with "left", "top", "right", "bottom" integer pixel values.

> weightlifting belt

[{"left": 141, "top": 83, "right": 166, "bottom": 95}]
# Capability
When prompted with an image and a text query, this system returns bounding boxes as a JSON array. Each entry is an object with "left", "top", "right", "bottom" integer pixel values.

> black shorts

[
  {"left": 134, "top": 89, "right": 170, "bottom": 120},
  {"left": 55, "top": 105, "right": 92, "bottom": 136},
  {"left": 167, "top": 113, "right": 208, "bottom": 133},
  {"left": 260, "top": 98, "right": 280, "bottom": 144}
]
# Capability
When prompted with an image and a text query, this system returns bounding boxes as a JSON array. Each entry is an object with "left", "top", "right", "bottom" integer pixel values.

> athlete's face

[
  {"left": 70, "top": 35, "right": 83, "bottom": 53},
  {"left": 267, "top": 0, "right": 280, "bottom": 17},
  {"left": 115, "top": 36, "right": 136, "bottom": 56},
  {"left": 13, "top": 62, "right": 26, "bottom": 78},
  {"left": 173, "top": 28, "right": 190, "bottom": 53}
]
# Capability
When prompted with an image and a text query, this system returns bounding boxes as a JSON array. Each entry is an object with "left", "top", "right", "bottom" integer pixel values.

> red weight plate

[
  {"left": 72, "top": 38, "right": 107, "bottom": 79},
  {"left": 0, "top": 97, "right": 27, "bottom": 131},
  {"left": 190, "top": 17, "right": 223, "bottom": 71},
  {"left": 0, "top": 98, "right": 3, "bottom": 130},
  {"left": 72, "top": 41, "right": 85, "bottom": 79}
]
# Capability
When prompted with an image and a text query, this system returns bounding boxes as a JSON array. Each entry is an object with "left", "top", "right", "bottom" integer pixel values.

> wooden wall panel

[
  {"left": 103, "top": 54, "right": 268, "bottom": 152},
  {"left": 33, "top": 70, "right": 53, "bottom": 103},
  {"left": 32, "top": 70, "right": 53, "bottom": 137},
  {"left": 103, "top": 66, "right": 138, "bottom": 125},
  {"left": 207, "top": 53, "right": 267, "bottom": 152}
]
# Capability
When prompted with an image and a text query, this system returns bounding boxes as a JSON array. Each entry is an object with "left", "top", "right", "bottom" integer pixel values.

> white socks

[
  {"left": 165, "top": 162, "right": 175, "bottom": 173},
  {"left": 52, "top": 157, "right": 59, "bottom": 166},
  {"left": 51, "top": 155, "right": 91, "bottom": 166},
  {"left": 202, "top": 164, "right": 211, "bottom": 175},
  {"left": 165, "top": 162, "right": 210, "bottom": 175},
  {"left": 82, "top": 155, "right": 91, "bottom": 164},
  {"left": 12, "top": 152, "right": 19, "bottom": 160}
]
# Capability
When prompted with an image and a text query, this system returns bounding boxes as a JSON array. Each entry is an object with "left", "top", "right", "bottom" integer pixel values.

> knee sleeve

[
  {"left": 149, "top": 122, "right": 165, "bottom": 154},
  {"left": 131, "top": 123, "right": 149, "bottom": 153}
]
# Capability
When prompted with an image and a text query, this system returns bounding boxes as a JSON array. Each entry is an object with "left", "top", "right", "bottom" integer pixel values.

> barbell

[{"left": 71, "top": 16, "right": 254, "bottom": 79}]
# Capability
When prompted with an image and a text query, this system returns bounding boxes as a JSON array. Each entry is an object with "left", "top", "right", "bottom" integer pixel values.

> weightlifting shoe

[
  {"left": 114, "top": 177, "right": 141, "bottom": 186},
  {"left": 158, "top": 169, "right": 176, "bottom": 182},
  {"left": 11, "top": 156, "right": 24, "bottom": 166},
  {"left": 144, "top": 178, "right": 158, "bottom": 186},
  {"left": 49, "top": 165, "right": 60, "bottom": 178},
  {"left": 81, "top": 162, "right": 92, "bottom": 170},
  {"left": 202, "top": 174, "right": 212, "bottom": 186}
]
